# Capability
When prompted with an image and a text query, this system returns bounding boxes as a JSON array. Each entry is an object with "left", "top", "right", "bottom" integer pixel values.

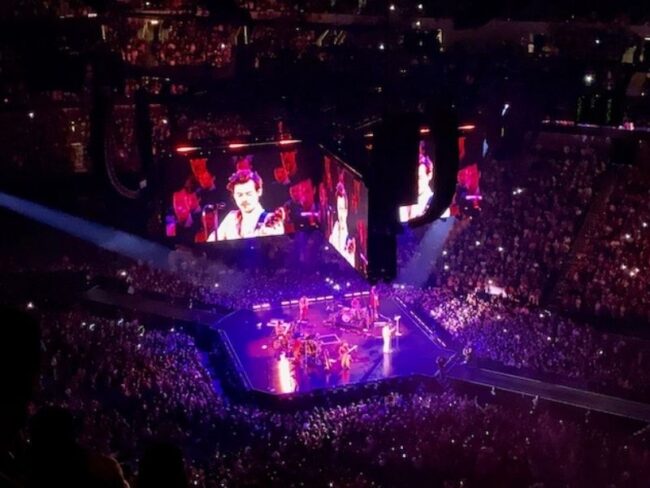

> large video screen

[
  {"left": 320, "top": 153, "right": 369, "bottom": 275},
  {"left": 398, "top": 136, "right": 443, "bottom": 223},
  {"left": 166, "top": 143, "right": 318, "bottom": 243},
  {"left": 398, "top": 128, "right": 482, "bottom": 223}
]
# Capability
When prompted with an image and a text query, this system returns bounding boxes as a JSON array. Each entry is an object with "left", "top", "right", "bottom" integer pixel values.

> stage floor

[{"left": 218, "top": 296, "right": 451, "bottom": 395}]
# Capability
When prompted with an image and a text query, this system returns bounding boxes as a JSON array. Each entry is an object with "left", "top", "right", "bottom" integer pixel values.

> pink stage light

[
  {"left": 175, "top": 146, "right": 200, "bottom": 154},
  {"left": 227, "top": 143, "right": 248, "bottom": 149}
]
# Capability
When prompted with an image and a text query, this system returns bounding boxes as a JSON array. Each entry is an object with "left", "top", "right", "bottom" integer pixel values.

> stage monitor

[
  {"left": 165, "top": 141, "right": 318, "bottom": 243},
  {"left": 319, "top": 151, "right": 369, "bottom": 276}
]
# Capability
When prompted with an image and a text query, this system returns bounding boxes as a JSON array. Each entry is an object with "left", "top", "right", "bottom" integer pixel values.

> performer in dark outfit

[{"left": 369, "top": 286, "right": 380, "bottom": 323}]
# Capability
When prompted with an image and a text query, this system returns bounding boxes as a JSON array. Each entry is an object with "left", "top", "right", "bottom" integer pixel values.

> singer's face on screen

[{"left": 233, "top": 179, "right": 262, "bottom": 214}]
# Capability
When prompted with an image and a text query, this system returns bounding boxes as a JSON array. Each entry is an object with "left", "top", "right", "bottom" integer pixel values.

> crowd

[
  {"left": 105, "top": 18, "right": 234, "bottom": 69},
  {"left": 0, "top": 100, "right": 169, "bottom": 179},
  {"left": 0, "top": 0, "right": 96, "bottom": 18},
  {"left": 37, "top": 310, "right": 220, "bottom": 465},
  {"left": 122, "top": 235, "right": 366, "bottom": 309},
  {"left": 239, "top": 0, "right": 400, "bottom": 16},
  {"left": 434, "top": 133, "right": 609, "bottom": 306},
  {"left": 175, "top": 110, "right": 252, "bottom": 142},
  {"left": 250, "top": 25, "right": 319, "bottom": 65},
  {"left": 0, "top": 106, "right": 92, "bottom": 175},
  {"left": 156, "top": 20, "right": 233, "bottom": 69},
  {"left": 2, "top": 301, "right": 647, "bottom": 487},
  {"left": 150, "top": 104, "right": 172, "bottom": 158},
  {"left": 557, "top": 165, "right": 650, "bottom": 323},
  {"left": 124, "top": 77, "right": 189, "bottom": 99},
  {"left": 396, "top": 286, "right": 650, "bottom": 401},
  {"left": 110, "top": 104, "right": 140, "bottom": 173},
  {"left": 108, "top": 103, "right": 171, "bottom": 173}
]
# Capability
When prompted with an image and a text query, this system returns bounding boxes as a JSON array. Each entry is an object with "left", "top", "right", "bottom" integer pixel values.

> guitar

[
  {"left": 339, "top": 345, "right": 358, "bottom": 357},
  {"left": 262, "top": 206, "right": 286, "bottom": 228}
]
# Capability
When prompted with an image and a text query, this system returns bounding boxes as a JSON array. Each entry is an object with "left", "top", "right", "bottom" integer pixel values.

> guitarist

[{"left": 338, "top": 342, "right": 356, "bottom": 370}]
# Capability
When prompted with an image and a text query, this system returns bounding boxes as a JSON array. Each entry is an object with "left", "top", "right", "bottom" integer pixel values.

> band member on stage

[
  {"left": 351, "top": 297, "right": 361, "bottom": 320},
  {"left": 303, "top": 335, "right": 321, "bottom": 367},
  {"left": 291, "top": 335, "right": 304, "bottom": 363},
  {"left": 208, "top": 169, "right": 286, "bottom": 241},
  {"left": 369, "top": 286, "right": 380, "bottom": 323},
  {"left": 339, "top": 342, "right": 352, "bottom": 370},
  {"left": 382, "top": 322, "right": 397, "bottom": 354},
  {"left": 350, "top": 297, "right": 368, "bottom": 330},
  {"left": 273, "top": 320, "right": 290, "bottom": 337},
  {"left": 172, "top": 176, "right": 201, "bottom": 241},
  {"left": 272, "top": 333, "right": 289, "bottom": 359},
  {"left": 462, "top": 343, "right": 473, "bottom": 364},
  {"left": 322, "top": 347, "right": 332, "bottom": 372},
  {"left": 298, "top": 296, "right": 309, "bottom": 321}
]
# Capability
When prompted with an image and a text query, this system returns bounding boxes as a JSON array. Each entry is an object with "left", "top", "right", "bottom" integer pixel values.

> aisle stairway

[{"left": 547, "top": 166, "right": 622, "bottom": 303}]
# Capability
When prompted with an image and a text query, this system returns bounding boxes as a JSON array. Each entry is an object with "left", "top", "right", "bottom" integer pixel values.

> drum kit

[
  {"left": 332, "top": 305, "right": 369, "bottom": 331},
  {"left": 340, "top": 308, "right": 353, "bottom": 324}
]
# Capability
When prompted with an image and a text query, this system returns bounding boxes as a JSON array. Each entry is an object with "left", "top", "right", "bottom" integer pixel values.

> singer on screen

[
  {"left": 399, "top": 141, "right": 435, "bottom": 222},
  {"left": 329, "top": 181, "right": 356, "bottom": 267},
  {"left": 208, "top": 169, "right": 285, "bottom": 241}
]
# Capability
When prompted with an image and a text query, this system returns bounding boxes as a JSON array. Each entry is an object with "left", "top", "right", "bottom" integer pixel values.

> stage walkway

[
  {"left": 449, "top": 364, "right": 650, "bottom": 423},
  {"left": 84, "top": 286, "right": 226, "bottom": 326}
]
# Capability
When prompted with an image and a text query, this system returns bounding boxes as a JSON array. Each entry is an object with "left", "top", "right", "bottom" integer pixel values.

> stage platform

[{"left": 217, "top": 296, "right": 453, "bottom": 395}]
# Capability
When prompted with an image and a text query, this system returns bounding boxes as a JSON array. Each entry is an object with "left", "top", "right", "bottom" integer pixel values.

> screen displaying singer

[{"left": 208, "top": 169, "right": 285, "bottom": 241}]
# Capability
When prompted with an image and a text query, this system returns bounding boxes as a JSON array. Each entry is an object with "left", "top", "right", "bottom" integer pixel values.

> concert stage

[{"left": 217, "top": 295, "right": 452, "bottom": 395}]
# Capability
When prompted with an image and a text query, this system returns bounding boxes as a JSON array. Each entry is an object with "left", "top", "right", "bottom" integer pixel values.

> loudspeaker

[{"left": 369, "top": 113, "right": 421, "bottom": 209}]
